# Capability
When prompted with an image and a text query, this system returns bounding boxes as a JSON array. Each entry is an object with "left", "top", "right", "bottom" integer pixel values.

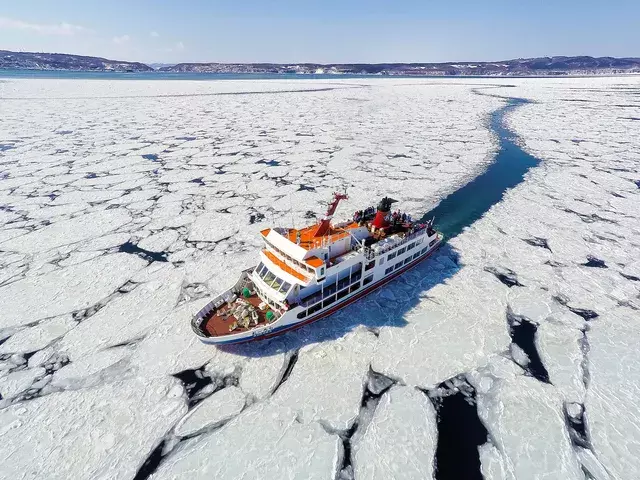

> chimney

[{"left": 371, "top": 197, "right": 397, "bottom": 230}]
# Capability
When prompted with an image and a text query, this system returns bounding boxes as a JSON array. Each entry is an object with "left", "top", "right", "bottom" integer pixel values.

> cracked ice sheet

[
  {"left": 0, "top": 375, "right": 186, "bottom": 480},
  {"left": 353, "top": 386, "right": 437, "bottom": 480},
  {"left": 152, "top": 401, "right": 341, "bottom": 480},
  {"left": 174, "top": 385, "right": 246, "bottom": 437},
  {"left": 371, "top": 265, "right": 511, "bottom": 388},
  {"left": 271, "top": 327, "right": 377, "bottom": 431},
  {"left": 535, "top": 312, "right": 587, "bottom": 403},
  {"left": 57, "top": 265, "right": 184, "bottom": 361},
  {"left": 0, "top": 208, "right": 132, "bottom": 254},
  {"left": 586, "top": 308, "right": 640, "bottom": 479},
  {"left": 0, "top": 315, "right": 76, "bottom": 354},
  {"left": 129, "top": 299, "right": 287, "bottom": 400},
  {"left": 2, "top": 76, "right": 636, "bottom": 479},
  {"left": 439, "top": 77, "right": 640, "bottom": 478},
  {"left": 468, "top": 356, "right": 583, "bottom": 480},
  {"left": 0, "top": 253, "right": 146, "bottom": 329}
]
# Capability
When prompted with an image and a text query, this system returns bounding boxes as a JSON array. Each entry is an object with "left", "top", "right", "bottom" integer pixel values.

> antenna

[{"left": 289, "top": 193, "right": 295, "bottom": 229}]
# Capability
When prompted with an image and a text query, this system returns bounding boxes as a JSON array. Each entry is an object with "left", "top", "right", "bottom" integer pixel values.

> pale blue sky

[{"left": 1, "top": 1, "right": 638, "bottom": 63}]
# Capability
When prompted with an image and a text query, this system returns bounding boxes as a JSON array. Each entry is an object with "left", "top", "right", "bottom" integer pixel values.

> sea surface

[
  {"left": 421, "top": 96, "right": 539, "bottom": 238},
  {"left": 0, "top": 70, "right": 395, "bottom": 81}
]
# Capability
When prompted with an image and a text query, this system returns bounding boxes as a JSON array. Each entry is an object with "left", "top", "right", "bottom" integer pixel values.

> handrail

[
  {"left": 264, "top": 244, "right": 313, "bottom": 278},
  {"left": 263, "top": 249, "right": 311, "bottom": 283},
  {"left": 370, "top": 227, "right": 429, "bottom": 257}
]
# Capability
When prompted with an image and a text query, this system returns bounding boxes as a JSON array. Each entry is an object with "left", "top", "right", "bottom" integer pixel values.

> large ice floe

[{"left": 0, "top": 76, "right": 638, "bottom": 479}]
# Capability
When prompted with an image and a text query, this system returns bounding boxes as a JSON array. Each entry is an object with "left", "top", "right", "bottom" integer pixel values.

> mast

[{"left": 313, "top": 192, "right": 348, "bottom": 237}]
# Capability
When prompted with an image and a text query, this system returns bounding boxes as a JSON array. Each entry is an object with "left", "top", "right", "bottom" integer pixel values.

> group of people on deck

[
  {"left": 353, "top": 208, "right": 414, "bottom": 227},
  {"left": 353, "top": 206, "right": 376, "bottom": 223},
  {"left": 391, "top": 211, "right": 412, "bottom": 225}
]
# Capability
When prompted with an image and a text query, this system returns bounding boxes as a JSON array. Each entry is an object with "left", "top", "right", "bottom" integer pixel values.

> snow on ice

[{"left": 0, "top": 76, "right": 638, "bottom": 479}]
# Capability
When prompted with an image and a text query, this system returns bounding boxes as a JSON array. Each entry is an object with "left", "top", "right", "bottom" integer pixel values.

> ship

[{"left": 191, "top": 193, "right": 443, "bottom": 344}]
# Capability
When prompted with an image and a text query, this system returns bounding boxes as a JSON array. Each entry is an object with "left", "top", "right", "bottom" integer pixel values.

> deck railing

[
  {"left": 263, "top": 246, "right": 313, "bottom": 281},
  {"left": 367, "top": 227, "right": 430, "bottom": 258},
  {"left": 191, "top": 269, "right": 253, "bottom": 335}
]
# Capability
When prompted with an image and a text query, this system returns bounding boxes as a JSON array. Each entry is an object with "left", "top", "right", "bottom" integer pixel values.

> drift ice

[{"left": 192, "top": 193, "right": 443, "bottom": 344}]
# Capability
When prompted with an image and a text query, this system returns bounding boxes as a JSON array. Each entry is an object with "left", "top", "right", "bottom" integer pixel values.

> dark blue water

[{"left": 421, "top": 97, "right": 539, "bottom": 239}]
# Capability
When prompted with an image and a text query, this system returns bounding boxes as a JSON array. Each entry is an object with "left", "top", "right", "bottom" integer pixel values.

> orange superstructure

[
  {"left": 305, "top": 256, "right": 324, "bottom": 268},
  {"left": 283, "top": 222, "right": 359, "bottom": 251}
]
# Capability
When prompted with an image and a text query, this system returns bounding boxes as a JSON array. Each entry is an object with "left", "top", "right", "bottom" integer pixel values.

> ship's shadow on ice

[
  {"left": 222, "top": 90, "right": 539, "bottom": 357},
  {"left": 220, "top": 243, "right": 460, "bottom": 358}
]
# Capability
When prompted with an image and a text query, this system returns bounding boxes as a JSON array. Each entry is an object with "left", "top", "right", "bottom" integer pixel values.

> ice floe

[
  {"left": 174, "top": 385, "right": 246, "bottom": 437},
  {"left": 352, "top": 386, "right": 437, "bottom": 480},
  {"left": 152, "top": 402, "right": 341, "bottom": 480}
]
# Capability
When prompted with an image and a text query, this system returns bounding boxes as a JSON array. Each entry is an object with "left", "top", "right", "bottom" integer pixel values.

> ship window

[
  {"left": 338, "top": 276, "right": 350, "bottom": 290},
  {"left": 395, "top": 262, "right": 403, "bottom": 270},
  {"left": 308, "top": 303, "right": 322, "bottom": 315},
  {"left": 421, "top": 247, "right": 428, "bottom": 254},
  {"left": 279, "top": 281, "right": 292, "bottom": 293},
  {"left": 271, "top": 276, "right": 284, "bottom": 290},
  {"left": 262, "top": 269, "right": 274, "bottom": 283},
  {"left": 351, "top": 271, "right": 362, "bottom": 283},
  {"left": 323, "top": 295, "right": 336, "bottom": 308},
  {"left": 350, "top": 283, "right": 360, "bottom": 293},
  {"left": 323, "top": 283, "right": 337, "bottom": 298},
  {"left": 413, "top": 252, "right": 420, "bottom": 259},
  {"left": 363, "top": 275, "right": 373, "bottom": 286},
  {"left": 397, "top": 247, "right": 406, "bottom": 255},
  {"left": 379, "top": 257, "right": 385, "bottom": 265},
  {"left": 387, "top": 251, "right": 397, "bottom": 261},
  {"left": 429, "top": 239, "right": 437, "bottom": 247},
  {"left": 255, "top": 262, "right": 265, "bottom": 274},
  {"left": 365, "top": 260, "right": 375, "bottom": 271},
  {"left": 404, "top": 257, "right": 412, "bottom": 265},
  {"left": 407, "top": 242, "right": 415, "bottom": 251},
  {"left": 301, "top": 289, "right": 322, "bottom": 306},
  {"left": 385, "top": 266, "right": 393, "bottom": 275},
  {"left": 337, "top": 288, "right": 349, "bottom": 300},
  {"left": 352, "top": 263, "right": 362, "bottom": 273},
  {"left": 297, "top": 310, "right": 307, "bottom": 319},
  {"left": 319, "top": 267, "right": 325, "bottom": 276}
]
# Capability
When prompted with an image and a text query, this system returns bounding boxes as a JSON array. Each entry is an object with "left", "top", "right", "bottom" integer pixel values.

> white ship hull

[{"left": 192, "top": 231, "right": 443, "bottom": 345}]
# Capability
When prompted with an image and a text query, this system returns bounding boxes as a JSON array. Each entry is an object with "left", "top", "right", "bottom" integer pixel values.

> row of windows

[
  {"left": 386, "top": 236, "right": 424, "bottom": 262},
  {"left": 299, "top": 269, "right": 362, "bottom": 307},
  {"left": 295, "top": 236, "right": 437, "bottom": 321},
  {"left": 254, "top": 284, "right": 280, "bottom": 311},
  {"left": 384, "top": 245, "right": 431, "bottom": 275},
  {"left": 255, "top": 262, "right": 292, "bottom": 294},
  {"left": 297, "top": 282, "right": 361, "bottom": 319}
]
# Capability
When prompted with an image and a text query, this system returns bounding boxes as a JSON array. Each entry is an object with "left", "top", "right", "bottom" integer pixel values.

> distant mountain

[
  {"left": 160, "top": 56, "right": 640, "bottom": 76},
  {"left": 0, "top": 50, "right": 153, "bottom": 72},
  {"left": 1, "top": 50, "right": 638, "bottom": 76},
  {"left": 148, "top": 63, "right": 176, "bottom": 70}
]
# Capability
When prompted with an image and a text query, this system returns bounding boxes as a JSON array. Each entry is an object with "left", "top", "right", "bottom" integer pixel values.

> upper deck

[{"left": 262, "top": 222, "right": 361, "bottom": 252}]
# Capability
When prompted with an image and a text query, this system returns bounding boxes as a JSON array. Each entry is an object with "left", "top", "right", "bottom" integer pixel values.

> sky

[{"left": 1, "top": 0, "right": 639, "bottom": 64}]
